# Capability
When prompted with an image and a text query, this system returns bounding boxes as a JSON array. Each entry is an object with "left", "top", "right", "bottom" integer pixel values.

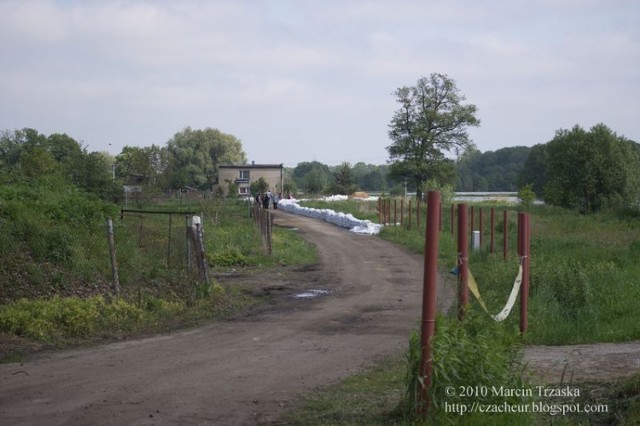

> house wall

[{"left": 217, "top": 164, "right": 284, "bottom": 197}]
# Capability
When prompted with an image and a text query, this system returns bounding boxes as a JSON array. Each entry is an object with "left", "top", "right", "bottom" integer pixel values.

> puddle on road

[{"left": 293, "top": 289, "right": 330, "bottom": 299}]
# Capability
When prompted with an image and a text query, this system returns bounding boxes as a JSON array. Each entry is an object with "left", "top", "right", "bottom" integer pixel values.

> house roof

[{"left": 219, "top": 163, "right": 283, "bottom": 169}]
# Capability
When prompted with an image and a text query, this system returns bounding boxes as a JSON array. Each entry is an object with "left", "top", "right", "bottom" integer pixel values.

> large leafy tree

[
  {"left": 292, "top": 161, "right": 331, "bottom": 194},
  {"left": 328, "top": 162, "right": 357, "bottom": 195},
  {"left": 518, "top": 143, "right": 548, "bottom": 195},
  {"left": 456, "top": 146, "right": 531, "bottom": 192},
  {"left": 541, "top": 124, "right": 640, "bottom": 212},
  {"left": 115, "top": 145, "right": 169, "bottom": 187},
  {"left": 0, "top": 128, "right": 120, "bottom": 200},
  {"left": 165, "top": 127, "right": 246, "bottom": 190},
  {"left": 387, "top": 73, "right": 480, "bottom": 199}
]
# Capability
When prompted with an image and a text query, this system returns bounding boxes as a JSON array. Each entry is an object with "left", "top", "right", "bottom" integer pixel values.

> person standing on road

[{"left": 264, "top": 190, "right": 272, "bottom": 209}]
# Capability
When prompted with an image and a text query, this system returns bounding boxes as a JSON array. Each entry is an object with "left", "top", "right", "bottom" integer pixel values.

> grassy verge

[
  {"left": 288, "top": 312, "right": 536, "bottom": 425},
  {"left": 0, "top": 196, "right": 318, "bottom": 362},
  {"left": 377, "top": 201, "right": 640, "bottom": 345},
  {"left": 283, "top": 356, "right": 406, "bottom": 425},
  {"left": 287, "top": 352, "right": 640, "bottom": 425}
]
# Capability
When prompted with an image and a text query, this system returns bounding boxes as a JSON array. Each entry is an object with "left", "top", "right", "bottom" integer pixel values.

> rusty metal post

[
  {"left": 450, "top": 203, "right": 454, "bottom": 237},
  {"left": 503, "top": 210, "right": 508, "bottom": 261},
  {"left": 167, "top": 213, "right": 172, "bottom": 267},
  {"left": 408, "top": 200, "right": 412, "bottom": 230},
  {"left": 418, "top": 191, "right": 441, "bottom": 416},
  {"left": 519, "top": 213, "right": 530, "bottom": 333},
  {"left": 490, "top": 208, "right": 495, "bottom": 255},
  {"left": 479, "top": 207, "right": 483, "bottom": 247},
  {"left": 458, "top": 203, "right": 469, "bottom": 320},
  {"left": 378, "top": 197, "right": 382, "bottom": 224},
  {"left": 400, "top": 199, "right": 404, "bottom": 227}
]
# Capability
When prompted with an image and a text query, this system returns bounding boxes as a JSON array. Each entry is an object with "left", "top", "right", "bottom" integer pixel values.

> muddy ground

[{"left": 1, "top": 209, "right": 639, "bottom": 425}]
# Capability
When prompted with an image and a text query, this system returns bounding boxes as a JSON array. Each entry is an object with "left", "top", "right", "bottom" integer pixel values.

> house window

[
  {"left": 239, "top": 186, "right": 249, "bottom": 195},
  {"left": 238, "top": 170, "right": 250, "bottom": 182}
]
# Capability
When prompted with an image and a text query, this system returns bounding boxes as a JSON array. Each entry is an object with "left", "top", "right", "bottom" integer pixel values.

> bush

[{"left": 398, "top": 312, "right": 532, "bottom": 424}]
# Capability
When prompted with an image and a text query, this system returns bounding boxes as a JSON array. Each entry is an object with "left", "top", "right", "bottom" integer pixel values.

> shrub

[{"left": 398, "top": 312, "right": 532, "bottom": 424}]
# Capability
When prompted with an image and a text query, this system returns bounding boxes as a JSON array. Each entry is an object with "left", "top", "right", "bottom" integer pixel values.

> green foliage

[
  {"left": 422, "top": 178, "right": 454, "bottom": 206},
  {"left": 285, "top": 357, "right": 406, "bottom": 425},
  {"left": 523, "top": 124, "right": 640, "bottom": 212},
  {"left": 0, "top": 128, "right": 122, "bottom": 202},
  {"left": 517, "top": 184, "right": 536, "bottom": 208},
  {"left": 0, "top": 179, "right": 117, "bottom": 275},
  {"left": 0, "top": 296, "right": 152, "bottom": 341},
  {"left": 377, "top": 201, "right": 640, "bottom": 345},
  {"left": 166, "top": 126, "right": 247, "bottom": 190},
  {"left": 457, "top": 146, "right": 531, "bottom": 192},
  {"left": 202, "top": 199, "right": 318, "bottom": 269},
  {"left": 250, "top": 177, "right": 269, "bottom": 195},
  {"left": 397, "top": 313, "right": 531, "bottom": 424},
  {"left": 517, "top": 143, "right": 548, "bottom": 195},
  {"left": 207, "top": 249, "right": 248, "bottom": 267},
  {"left": 328, "top": 162, "right": 357, "bottom": 195},
  {"left": 115, "top": 145, "right": 168, "bottom": 189},
  {"left": 350, "top": 162, "right": 392, "bottom": 191},
  {"left": 387, "top": 73, "right": 480, "bottom": 198}
]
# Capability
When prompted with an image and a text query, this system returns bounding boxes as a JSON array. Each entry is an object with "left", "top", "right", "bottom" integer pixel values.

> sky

[{"left": 1, "top": 0, "right": 639, "bottom": 167}]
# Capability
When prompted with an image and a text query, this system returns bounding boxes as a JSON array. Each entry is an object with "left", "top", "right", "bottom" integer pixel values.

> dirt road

[{"left": 0, "top": 210, "right": 454, "bottom": 425}]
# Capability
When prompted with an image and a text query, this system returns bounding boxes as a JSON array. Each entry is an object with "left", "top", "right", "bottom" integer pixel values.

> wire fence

[
  {"left": 112, "top": 209, "right": 210, "bottom": 294},
  {"left": 0, "top": 210, "right": 212, "bottom": 301}
]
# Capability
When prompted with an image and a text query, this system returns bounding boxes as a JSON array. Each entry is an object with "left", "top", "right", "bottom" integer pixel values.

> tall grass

[
  {"left": 0, "top": 191, "right": 317, "bottom": 354},
  {"left": 397, "top": 312, "right": 533, "bottom": 425},
  {"left": 377, "top": 200, "right": 640, "bottom": 345}
]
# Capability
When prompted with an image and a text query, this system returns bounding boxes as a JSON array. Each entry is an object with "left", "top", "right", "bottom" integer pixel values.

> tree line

[{"left": 2, "top": 72, "right": 638, "bottom": 213}]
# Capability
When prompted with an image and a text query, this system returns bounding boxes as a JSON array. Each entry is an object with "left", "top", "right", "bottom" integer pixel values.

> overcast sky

[{"left": 1, "top": 0, "right": 638, "bottom": 167}]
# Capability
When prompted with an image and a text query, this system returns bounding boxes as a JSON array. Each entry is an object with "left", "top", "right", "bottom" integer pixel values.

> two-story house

[{"left": 217, "top": 162, "right": 284, "bottom": 197}]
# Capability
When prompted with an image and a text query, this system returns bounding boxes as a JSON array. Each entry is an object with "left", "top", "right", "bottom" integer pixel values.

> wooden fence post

[{"left": 106, "top": 218, "right": 120, "bottom": 297}]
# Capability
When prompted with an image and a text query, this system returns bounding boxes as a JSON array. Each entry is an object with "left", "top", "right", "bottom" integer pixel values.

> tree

[
  {"left": 292, "top": 161, "right": 331, "bottom": 194},
  {"left": 250, "top": 177, "right": 269, "bottom": 195},
  {"left": 456, "top": 146, "right": 530, "bottom": 191},
  {"left": 115, "top": 145, "right": 168, "bottom": 187},
  {"left": 387, "top": 73, "right": 480, "bottom": 199},
  {"left": 518, "top": 144, "right": 548, "bottom": 195},
  {"left": 0, "top": 128, "right": 121, "bottom": 201},
  {"left": 166, "top": 127, "right": 246, "bottom": 190},
  {"left": 541, "top": 124, "right": 640, "bottom": 212},
  {"left": 329, "top": 162, "right": 357, "bottom": 195}
]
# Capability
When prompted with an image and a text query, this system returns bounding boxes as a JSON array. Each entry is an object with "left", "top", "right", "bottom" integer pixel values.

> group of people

[{"left": 255, "top": 190, "right": 282, "bottom": 210}]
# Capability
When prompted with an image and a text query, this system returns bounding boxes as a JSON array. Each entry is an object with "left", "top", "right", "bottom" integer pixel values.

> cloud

[{"left": 0, "top": 0, "right": 639, "bottom": 164}]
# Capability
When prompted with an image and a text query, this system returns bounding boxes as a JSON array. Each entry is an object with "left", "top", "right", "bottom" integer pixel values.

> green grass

[
  {"left": 372, "top": 200, "right": 640, "bottom": 346},
  {"left": 284, "top": 199, "right": 640, "bottom": 424},
  {"left": 288, "top": 313, "right": 535, "bottom": 425},
  {"left": 284, "top": 356, "right": 406, "bottom": 425},
  {"left": 0, "top": 193, "right": 317, "bottom": 359},
  {"left": 0, "top": 281, "right": 260, "bottom": 362}
]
